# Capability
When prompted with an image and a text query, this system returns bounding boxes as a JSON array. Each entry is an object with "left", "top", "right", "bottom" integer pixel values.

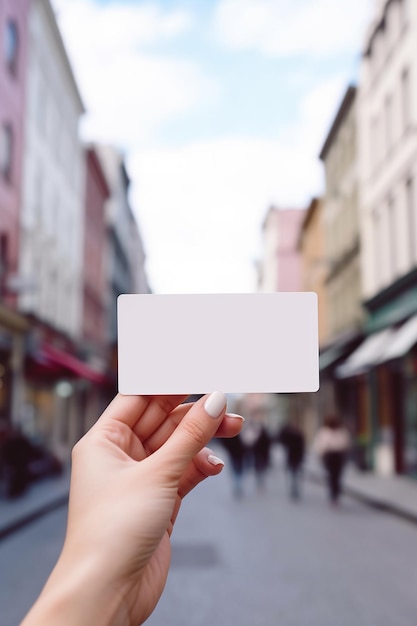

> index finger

[{"left": 98, "top": 394, "right": 188, "bottom": 431}]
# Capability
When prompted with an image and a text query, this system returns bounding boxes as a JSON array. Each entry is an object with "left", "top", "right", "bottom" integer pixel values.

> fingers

[
  {"left": 177, "top": 447, "right": 225, "bottom": 499},
  {"left": 143, "top": 409, "right": 243, "bottom": 455},
  {"left": 169, "top": 447, "right": 225, "bottom": 531},
  {"left": 97, "top": 394, "right": 187, "bottom": 431},
  {"left": 151, "top": 392, "right": 228, "bottom": 478}
]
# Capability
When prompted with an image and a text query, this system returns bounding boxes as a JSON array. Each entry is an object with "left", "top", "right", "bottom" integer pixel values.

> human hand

[{"left": 22, "top": 392, "right": 243, "bottom": 626}]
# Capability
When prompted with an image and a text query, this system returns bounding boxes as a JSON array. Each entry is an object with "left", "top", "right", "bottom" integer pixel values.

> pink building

[
  {"left": 258, "top": 206, "right": 305, "bottom": 292},
  {"left": 0, "top": 0, "right": 30, "bottom": 306},
  {"left": 82, "top": 147, "right": 110, "bottom": 349}
]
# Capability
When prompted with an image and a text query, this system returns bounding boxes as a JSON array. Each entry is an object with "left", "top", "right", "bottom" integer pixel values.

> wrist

[{"left": 21, "top": 553, "right": 131, "bottom": 626}]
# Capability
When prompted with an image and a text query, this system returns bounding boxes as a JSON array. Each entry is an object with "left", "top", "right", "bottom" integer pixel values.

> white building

[
  {"left": 18, "top": 0, "right": 85, "bottom": 338},
  {"left": 96, "top": 144, "right": 150, "bottom": 343},
  {"left": 337, "top": 0, "right": 417, "bottom": 477},
  {"left": 358, "top": 0, "right": 417, "bottom": 299}
]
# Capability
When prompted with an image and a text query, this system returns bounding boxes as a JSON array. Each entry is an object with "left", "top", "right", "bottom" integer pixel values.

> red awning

[{"left": 39, "top": 345, "right": 109, "bottom": 385}]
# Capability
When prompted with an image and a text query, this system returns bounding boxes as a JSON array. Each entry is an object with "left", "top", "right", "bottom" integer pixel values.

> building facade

[
  {"left": 337, "top": 0, "right": 417, "bottom": 476},
  {"left": 297, "top": 197, "right": 328, "bottom": 347},
  {"left": 18, "top": 0, "right": 85, "bottom": 340},
  {"left": 320, "top": 86, "right": 363, "bottom": 342},
  {"left": 82, "top": 146, "right": 109, "bottom": 351},
  {"left": 0, "top": 0, "right": 31, "bottom": 424},
  {"left": 317, "top": 86, "right": 365, "bottom": 448},
  {"left": 295, "top": 197, "right": 329, "bottom": 440},
  {"left": 12, "top": 0, "right": 103, "bottom": 455},
  {"left": 0, "top": 0, "right": 30, "bottom": 305},
  {"left": 97, "top": 145, "right": 150, "bottom": 346},
  {"left": 257, "top": 206, "right": 305, "bottom": 293}
]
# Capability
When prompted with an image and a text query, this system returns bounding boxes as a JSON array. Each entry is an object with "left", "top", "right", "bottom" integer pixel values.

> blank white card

[{"left": 117, "top": 293, "right": 319, "bottom": 395}]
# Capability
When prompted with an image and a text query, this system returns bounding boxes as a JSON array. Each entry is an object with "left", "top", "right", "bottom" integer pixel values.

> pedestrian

[
  {"left": 2, "top": 425, "right": 32, "bottom": 498},
  {"left": 277, "top": 419, "right": 305, "bottom": 500},
  {"left": 240, "top": 403, "right": 271, "bottom": 491},
  {"left": 220, "top": 432, "right": 246, "bottom": 498},
  {"left": 313, "top": 414, "right": 351, "bottom": 506},
  {"left": 21, "top": 392, "right": 244, "bottom": 626}
]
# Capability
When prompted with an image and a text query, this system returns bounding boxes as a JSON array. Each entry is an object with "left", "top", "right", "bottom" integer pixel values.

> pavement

[
  {"left": 305, "top": 457, "right": 417, "bottom": 524},
  {"left": 1, "top": 452, "right": 417, "bottom": 542},
  {"left": 0, "top": 465, "right": 71, "bottom": 541}
]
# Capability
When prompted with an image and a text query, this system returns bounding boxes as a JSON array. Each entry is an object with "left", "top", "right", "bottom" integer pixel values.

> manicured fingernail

[
  {"left": 226, "top": 413, "right": 245, "bottom": 422},
  {"left": 204, "top": 392, "right": 226, "bottom": 418},
  {"left": 208, "top": 454, "right": 225, "bottom": 467}
]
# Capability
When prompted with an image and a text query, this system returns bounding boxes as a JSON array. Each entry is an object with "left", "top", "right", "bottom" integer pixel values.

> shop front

[
  {"left": 24, "top": 335, "right": 112, "bottom": 460},
  {"left": 335, "top": 269, "right": 417, "bottom": 478},
  {"left": 0, "top": 305, "right": 28, "bottom": 424}
]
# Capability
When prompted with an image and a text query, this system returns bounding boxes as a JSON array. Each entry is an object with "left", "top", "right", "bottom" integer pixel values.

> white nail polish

[
  {"left": 226, "top": 413, "right": 246, "bottom": 422},
  {"left": 208, "top": 454, "right": 225, "bottom": 467},
  {"left": 204, "top": 391, "right": 226, "bottom": 418}
]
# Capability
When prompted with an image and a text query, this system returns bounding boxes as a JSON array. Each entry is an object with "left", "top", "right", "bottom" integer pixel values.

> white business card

[{"left": 117, "top": 293, "right": 319, "bottom": 395}]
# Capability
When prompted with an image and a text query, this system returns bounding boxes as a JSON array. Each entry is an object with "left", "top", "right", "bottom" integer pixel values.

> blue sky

[{"left": 53, "top": 0, "right": 373, "bottom": 293}]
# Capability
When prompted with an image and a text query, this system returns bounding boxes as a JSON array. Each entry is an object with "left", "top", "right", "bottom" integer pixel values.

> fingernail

[
  {"left": 208, "top": 454, "right": 225, "bottom": 467},
  {"left": 204, "top": 391, "right": 226, "bottom": 419},
  {"left": 226, "top": 413, "right": 246, "bottom": 422}
]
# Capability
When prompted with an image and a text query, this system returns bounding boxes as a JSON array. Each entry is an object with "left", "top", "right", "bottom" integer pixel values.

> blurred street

[{"left": 2, "top": 452, "right": 417, "bottom": 626}]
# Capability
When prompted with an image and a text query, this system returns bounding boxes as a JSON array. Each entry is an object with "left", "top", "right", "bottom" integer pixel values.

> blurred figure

[
  {"left": 313, "top": 415, "right": 351, "bottom": 506},
  {"left": 1, "top": 425, "right": 32, "bottom": 498},
  {"left": 240, "top": 404, "right": 271, "bottom": 491},
  {"left": 277, "top": 419, "right": 305, "bottom": 500},
  {"left": 220, "top": 433, "right": 246, "bottom": 498}
]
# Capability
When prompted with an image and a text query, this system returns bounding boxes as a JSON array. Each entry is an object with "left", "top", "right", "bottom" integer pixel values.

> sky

[{"left": 51, "top": 0, "right": 374, "bottom": 294}]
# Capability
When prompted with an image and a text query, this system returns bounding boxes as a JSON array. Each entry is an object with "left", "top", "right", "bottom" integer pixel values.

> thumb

[{"left": 152, "top": 392, "right": 227, "bottom": 478}]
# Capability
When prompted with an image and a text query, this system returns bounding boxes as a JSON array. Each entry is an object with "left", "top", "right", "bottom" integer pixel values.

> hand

[{"left": 22, "top": 392, "right": 243, "bottom": 626}]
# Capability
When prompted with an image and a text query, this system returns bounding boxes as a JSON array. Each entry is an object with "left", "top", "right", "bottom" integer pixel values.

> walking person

[
  {"left": 313, "top": 414, "right": 351, "bottom": 506},
  {"left": 221, "top": 433, "right": 246, "bottom": 498},
  {"left": 240, "top": 404, "right": 271, "bottom": 491},
  {"left": 277, "top": 419, "right": 305, "bottom": 500}
]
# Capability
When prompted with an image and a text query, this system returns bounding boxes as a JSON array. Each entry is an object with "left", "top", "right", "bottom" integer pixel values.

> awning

[
  {"left": 380, "top": 314, "right": 417, "bottom": 362},
  {"left": 37, "top": 345, "right": 109, "bottom": 385},
  {"left": 319, "top": 331, "right": 362, "bottom": 372},
  {"left": 335, "top": 328, "right": 395, "bottom": 379}
]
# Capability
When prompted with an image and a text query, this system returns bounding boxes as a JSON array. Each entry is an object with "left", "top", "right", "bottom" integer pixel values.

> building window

[
  {"left": 0, "top": 123, "right": 13, "bottom": 182},
  {"left": 371, "top": 116, "right": 377, "bottom": 172},
  {"left": 388, "top": 196, "right": 396, "bottom": 277},
  {"left": 407, "top": 177, "right": 415, "bottom": 266},
  {"left": 373, "top": 210, "right": 381, "bottom": 288},
  {"left": 401, "top": 68, "right": 410, "bottom": 132},
  {"left": 4, "top": 19, "right": 18, "bottom": 75},
  {"left": 384, "top": 94, "right": 392, "bottom": 154},
  {"left": 400, "top": 0, "right": 410, "bottom": 29},
  {"left": 0, "top": 234, "right": 8, "bottom": 290}
]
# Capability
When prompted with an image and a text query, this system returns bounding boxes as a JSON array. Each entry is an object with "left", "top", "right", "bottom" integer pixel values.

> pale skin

[{"left": 21, "top": 392, "right": 243, "bottom": 626}]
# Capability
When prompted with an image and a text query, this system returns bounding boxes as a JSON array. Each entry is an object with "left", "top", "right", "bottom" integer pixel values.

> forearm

[{"left": 21, "top": 555, "right": 131, "bottom": 626}]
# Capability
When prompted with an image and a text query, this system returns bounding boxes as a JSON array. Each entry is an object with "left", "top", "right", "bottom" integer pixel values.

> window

[
  {"left": 0, "top": 123, "right": 13, "bottom": 182},
  {"left": 401, "top": 68, "right": 410, "bottom": 132},
  {"left": 388, "top": 196, "right": 396, "bottom": 276},
  {"left": 373, "top": 210, "right": 381, "bottom": 288},
  {"left": 371, "top": 115, "right": 380, "bottom": 172},
  {"left": 407, "top": 177, "right": 415, "bottom": 265},
  {"left": 0, "top": 234, "right": 8, "bottom": 285},
  {"left": 4, "top": 19, "right": 18, "bottom": 75},
  {"left": 400, "top": 0, "right": 410, "bottom": 29},
  {"left": 384, "top": 94, "right": 392, "bottom": 153}
]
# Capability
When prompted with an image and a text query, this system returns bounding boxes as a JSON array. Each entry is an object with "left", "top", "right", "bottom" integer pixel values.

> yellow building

[{"left": 297, "top": 197, "right": 329, "bottom": 347}]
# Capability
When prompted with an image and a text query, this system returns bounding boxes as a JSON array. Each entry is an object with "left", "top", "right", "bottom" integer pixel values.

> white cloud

[
  {"left": 128, "top": 74, "right": 348, "bottom": 294},
  {"left": 129, "top": 138, "right": 318, "bottom": 294},
  {"left": 213, "top": 0, "right": 373, "bottom": 58},
  {"left": 53, "top": 0, "right": 217, "bottom": 145},
  {"left": 52, "top": 0, "right": 192, "bottom": 49}
]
